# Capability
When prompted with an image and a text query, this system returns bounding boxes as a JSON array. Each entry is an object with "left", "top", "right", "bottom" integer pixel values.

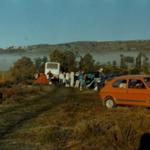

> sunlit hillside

[{"left": 1, "top": 40, "right": 150, "bottom": 54}]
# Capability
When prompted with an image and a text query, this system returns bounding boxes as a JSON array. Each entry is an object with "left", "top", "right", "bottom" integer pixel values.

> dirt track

[{"left": 0, "top": 85, "right": 149, "bottom": 150}]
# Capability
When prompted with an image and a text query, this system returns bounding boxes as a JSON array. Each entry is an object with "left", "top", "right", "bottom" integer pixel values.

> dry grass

[
  {"left": 0, "top": 85, "right": 149, "bottom": 150},
  {"left": 0, "top": 71, "right": 11, "bottom": 83}
]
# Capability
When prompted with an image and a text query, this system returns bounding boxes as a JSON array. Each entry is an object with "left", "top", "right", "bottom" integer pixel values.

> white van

[{"left": 45, "top": 62, "right": 60, "bottom": 78}]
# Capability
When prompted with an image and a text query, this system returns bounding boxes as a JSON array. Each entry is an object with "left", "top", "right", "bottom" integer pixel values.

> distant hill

[
  {"left": 26, "top": 40, "right": 150, "bottom": 53},
  {"left": 1, "top": 40, "right": 150, "bottom": 54}
]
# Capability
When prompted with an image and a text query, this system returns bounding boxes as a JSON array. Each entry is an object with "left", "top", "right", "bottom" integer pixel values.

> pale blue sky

[{"left": 0, "top": 0, "right": 150, "bottom": 48}]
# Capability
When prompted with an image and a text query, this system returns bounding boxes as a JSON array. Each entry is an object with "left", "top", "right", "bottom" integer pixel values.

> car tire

[{"left": 105, "top": 97, "right": 115, "bottom": 109}]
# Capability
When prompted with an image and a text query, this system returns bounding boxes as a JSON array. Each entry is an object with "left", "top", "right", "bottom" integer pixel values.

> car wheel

[{"left": 105, "top": 97, "right": 115, "bottom": 109}]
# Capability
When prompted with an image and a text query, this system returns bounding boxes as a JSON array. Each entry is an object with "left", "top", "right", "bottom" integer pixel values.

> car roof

[{"left": 113, "top": 74, "right": 150, "bottom": 80}]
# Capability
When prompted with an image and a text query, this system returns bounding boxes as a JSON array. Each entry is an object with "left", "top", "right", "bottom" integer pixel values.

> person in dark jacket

[{"left": 94, "top": 68, "right": 105, "bottom": 91}]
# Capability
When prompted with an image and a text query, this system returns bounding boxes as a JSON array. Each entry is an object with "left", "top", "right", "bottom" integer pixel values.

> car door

[
  {"left": 126, "top": 79, "right": 150, "bottom": 106},
  {"left": 111, "top": 79, "right": 128, "bottom": 104}
]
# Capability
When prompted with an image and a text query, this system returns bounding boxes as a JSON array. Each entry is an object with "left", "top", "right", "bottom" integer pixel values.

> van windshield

[{"left": 47, "top": 63, "right": 58, "bottom": 69}]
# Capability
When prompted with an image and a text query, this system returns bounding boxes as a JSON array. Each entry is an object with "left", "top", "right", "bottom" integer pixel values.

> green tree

[
  {"left": 120, "top": 54, "right": 127, "bottom": 69},
  {"left": 49, "top": 49, "right": 77, "bottom": 71},
  {"left": 79, "top": 53, "right": 95, "bottom": 72},
  {"left": 42, "top": 56, "right": 48, "bottom": 63},
  {"left": 130, "top": 68, "right": 140, "bottom": 74},
  {"left": 63, "top": 51, "right": 76, "bottom": 71},
  {"left": 50, "top": 49, "right": 64, "bottom": 63},
  {"left": 112, "top": 60, "right": 117, "bottom": 67},
  {"left": 135, "top": 52, "right": 142, "bottom": 70},
  {"left": 10, "top": 57, "right": 35, "bottom": 82},
  {"left": 94, "top": 62, "right": 101, "bottom": 70},
  {"left": 34, "top": 56, "right": 48, "bottom": 72},
  {"left": 124, "top": 56, "right": 134, "bottom": 63},
  {"left": 142, "top": 55, "right": 149, "bottom": 73},
  {"left": 34, "top": 58, "right": 42, "bottom": 70}
]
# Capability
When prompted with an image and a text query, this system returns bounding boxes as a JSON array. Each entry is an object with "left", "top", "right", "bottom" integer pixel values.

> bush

[{"left": 10, "top": 57, "right": 35, "bottom": 82}]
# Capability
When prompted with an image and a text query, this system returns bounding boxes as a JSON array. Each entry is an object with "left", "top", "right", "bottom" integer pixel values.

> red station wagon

[{"left": 99, "top": 75, "right": 150, "bottom": 108}]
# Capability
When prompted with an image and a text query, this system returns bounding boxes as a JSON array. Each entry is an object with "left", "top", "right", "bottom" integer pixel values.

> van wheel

[{"left": 105, "top": 98, "right": 115, "bottom": 109}]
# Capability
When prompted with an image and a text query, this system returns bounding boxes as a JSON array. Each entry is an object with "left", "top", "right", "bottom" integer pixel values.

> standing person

[
  {"left": 59, "top": 71, "right": 64, "bottom": 85},
  {"left": 79, "top": 70, "right": 84, "bottom": 91},
  {"left": 99, "top": 68, "right": 105, "bottom": 88},
  {"left": 83, "top": 72, "right": 87, "bottom": 88},
  {"left": 65, "top": 72, "right": 70, "bottom": 87},
  {"left": 47, "top": 70, "right": 53, "bottom": 85},
  {"left": 63, "top": 72, "right": 66, "bottom": 85},
  {"left": 74, "top": 72, "right": 80, "bottom": 88},
  {"left": 70, "top": 71, "right": 75, "bottom": 87},
  {"left": 94, "top": 68, "right": 105, "bottom": 91}
]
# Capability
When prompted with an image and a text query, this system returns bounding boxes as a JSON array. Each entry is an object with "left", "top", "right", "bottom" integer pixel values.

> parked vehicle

[
  {"left": 34, "top": 62, "right": 60, "bottom": 85},
  {"left": 45, "top": 62, "right": 60, "bottom": 79},
  {"left": 99, "top": 75, "right": 150, "bottom": 108}
]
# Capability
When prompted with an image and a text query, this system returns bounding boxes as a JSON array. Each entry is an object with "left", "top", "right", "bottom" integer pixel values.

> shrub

[{"left": 10, "top": 57, "right": 35, "bottom": 82}]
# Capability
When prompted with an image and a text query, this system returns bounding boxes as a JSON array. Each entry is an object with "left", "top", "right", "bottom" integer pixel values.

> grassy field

[{"left": 0, "top": 85, "right": 149, "bottom": 150}]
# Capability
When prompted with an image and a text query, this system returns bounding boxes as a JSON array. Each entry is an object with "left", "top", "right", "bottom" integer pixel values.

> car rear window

[{"left": 128, "top": 79, "right": 146, "bottom": 89}]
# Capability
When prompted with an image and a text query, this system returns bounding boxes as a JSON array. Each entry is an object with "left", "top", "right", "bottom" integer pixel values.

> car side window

[
  {"left": 112, "top": 79, "right": 127, "bottom": 88},
  {"left": 128, "top": 79, "right": 146, "bottom": 89},
  {"left": 144, "top": 77, "right": 150, "bottom": 88}
]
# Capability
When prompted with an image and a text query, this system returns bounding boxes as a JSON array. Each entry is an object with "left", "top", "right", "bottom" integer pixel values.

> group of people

[{"left": 47, "top": 68, "right": 105, "bottom": 91}]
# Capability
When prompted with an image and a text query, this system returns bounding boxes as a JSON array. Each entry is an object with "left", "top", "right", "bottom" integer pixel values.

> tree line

[{"left": 8, "top": 50, "right": 150, "bottom": 83}]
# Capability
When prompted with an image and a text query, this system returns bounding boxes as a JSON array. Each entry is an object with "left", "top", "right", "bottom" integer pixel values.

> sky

[{"left": 0, "top": 0, "right": 150, "bottom": 48}]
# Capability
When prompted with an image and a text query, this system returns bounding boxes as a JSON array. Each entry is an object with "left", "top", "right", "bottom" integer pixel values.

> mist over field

[
  {"left": 0, "top": 51, "right": 144, "bottom": 71},
  {"left": 0, "top": 52, "right": 47, "bottom": 71},
  {"left": 1, "top": 40, "right": 150, "bottom": 71}
]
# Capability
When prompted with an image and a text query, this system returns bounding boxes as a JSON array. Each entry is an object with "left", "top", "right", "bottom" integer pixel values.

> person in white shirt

[
  {"left": 70, "top": 71, "right": 75, "bottom": 87},
  {"left": 59, "top": 72, "right": 64, "bottom": 85},
  {"left": 65, "top": 72, "right": 70, "bottom": 87}
]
